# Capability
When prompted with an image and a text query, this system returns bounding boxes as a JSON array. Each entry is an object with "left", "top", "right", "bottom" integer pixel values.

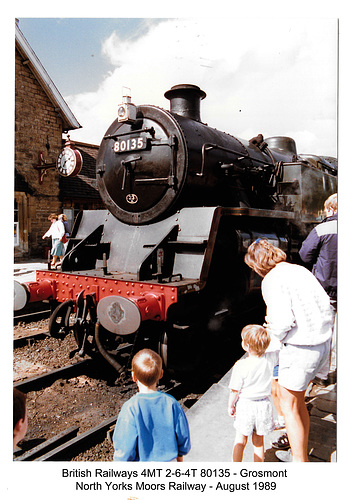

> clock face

[{"left": 57, "top": 147, "right": 82, "bottom": 177}]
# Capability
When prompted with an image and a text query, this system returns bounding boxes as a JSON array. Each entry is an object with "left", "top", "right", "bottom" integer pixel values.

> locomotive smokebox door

[{"left": 97, "top": 103, "right": 188, "bottom": 225}]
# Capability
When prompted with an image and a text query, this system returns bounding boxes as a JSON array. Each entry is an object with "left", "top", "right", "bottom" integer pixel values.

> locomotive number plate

[{"left": 113, "top": 136, "right": 147, "bottom": 153}]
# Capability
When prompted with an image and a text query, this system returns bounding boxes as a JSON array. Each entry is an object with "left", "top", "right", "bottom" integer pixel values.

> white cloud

[{"left": 66, "top": 17, "right": 337, "bottom": 157}]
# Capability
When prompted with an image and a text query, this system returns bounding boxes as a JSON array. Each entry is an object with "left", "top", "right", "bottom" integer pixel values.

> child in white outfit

[{"left": 228, "top": 324, "right": 279, "bottom": 462}]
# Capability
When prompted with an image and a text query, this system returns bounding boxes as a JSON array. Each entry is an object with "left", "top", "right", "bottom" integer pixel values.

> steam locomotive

[{"left": 15, "top": 84, "right": 337, "bottom": 375}]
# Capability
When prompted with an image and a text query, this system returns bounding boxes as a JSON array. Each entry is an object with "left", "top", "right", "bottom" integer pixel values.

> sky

[{"left": 16, "top": 16, "right": 339, "bottom": 158}]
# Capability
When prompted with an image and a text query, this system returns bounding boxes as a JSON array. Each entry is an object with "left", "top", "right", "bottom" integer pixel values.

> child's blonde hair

[
  {"left": 241, "top": 324, "right": 271, "bottom": 357},
  {"left": 244, "top": 239, "right": 286, "bottom": 277},
  {"left": 132, "top": 349, "right": 162, "bottom": 387}
]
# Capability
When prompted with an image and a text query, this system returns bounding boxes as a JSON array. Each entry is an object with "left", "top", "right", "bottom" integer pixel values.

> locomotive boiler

[{"left": 15, "top": 84, "right": 337, "bottom": 376}]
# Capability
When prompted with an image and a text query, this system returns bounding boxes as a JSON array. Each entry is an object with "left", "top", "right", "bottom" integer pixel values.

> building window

[{"left": 14, "top": 199, "right": 19, "bottom": 247}]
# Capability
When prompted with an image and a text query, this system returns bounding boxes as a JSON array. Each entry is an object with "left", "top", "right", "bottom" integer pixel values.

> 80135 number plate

[{"left": 113, "top": 136, "right": 147, "bottom": 153}]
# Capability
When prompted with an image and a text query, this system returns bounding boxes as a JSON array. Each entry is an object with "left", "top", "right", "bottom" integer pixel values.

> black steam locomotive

[{"left": 16, "top": 84, "right": 337, "bottom": 375}]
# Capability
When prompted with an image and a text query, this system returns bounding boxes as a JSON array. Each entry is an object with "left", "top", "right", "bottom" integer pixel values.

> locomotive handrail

[
  {"left": 103, "top": 126, "right": 155, "bottom": 140},
  {"left": 133, "top": 135, "right": 178, "bottom": 188},
  {"left": 197, "top": 142, "right": 273, "bottom": 177}
]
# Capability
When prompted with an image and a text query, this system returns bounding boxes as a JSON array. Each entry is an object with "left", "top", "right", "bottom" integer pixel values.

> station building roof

[{"left": 15, "top": 21, "right": 81, "bottom": 133}]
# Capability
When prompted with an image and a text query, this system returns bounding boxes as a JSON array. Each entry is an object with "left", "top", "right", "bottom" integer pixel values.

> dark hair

[
  {"left": 132, "top": 349, "right": 162, "bottom": 387},
  {"left": 13, "top": 388, "right": 27, "bottom": 431}
]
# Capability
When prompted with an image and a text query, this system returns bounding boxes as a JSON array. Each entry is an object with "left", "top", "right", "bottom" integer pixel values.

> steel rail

[
  {"left": 14, "top": 331, "right": 50, "bottom": 348},
  {"left": 35, "top": 416, "right": 117, "bottom": 461},
  {"left": 13, "top": 359, "right": 94, "bottom": 393},
  {"left": 14, "top": 426, "right": 79, "bottom": 461},
  {"left": 31, "top": 381, "right": 188, "bottom": 461}
]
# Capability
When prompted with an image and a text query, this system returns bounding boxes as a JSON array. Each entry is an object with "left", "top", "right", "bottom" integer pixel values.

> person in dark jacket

[
  {"left": 299, "top": 193, "right": 337, "bottom": 302},
  {"left": 299, "top": 193, "right": 337, "bottom": 383}
]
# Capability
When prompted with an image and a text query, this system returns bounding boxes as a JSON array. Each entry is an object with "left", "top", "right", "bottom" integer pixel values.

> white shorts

[
  {"left": 278, "top": 340, "right": 331, "bottom": 391},
  {"left": 233, "top": 397, "right": 274, "bottom": 437}
]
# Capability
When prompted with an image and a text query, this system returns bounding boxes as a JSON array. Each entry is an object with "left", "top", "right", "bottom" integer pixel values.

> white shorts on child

[{"left": 233, "top": 397, "right": 274, "bottom": 437}]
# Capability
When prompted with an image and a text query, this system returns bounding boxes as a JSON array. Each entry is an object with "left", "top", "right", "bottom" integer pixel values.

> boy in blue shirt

[{"left": 113, "top": 349, "right": 191, "bottom": 461}]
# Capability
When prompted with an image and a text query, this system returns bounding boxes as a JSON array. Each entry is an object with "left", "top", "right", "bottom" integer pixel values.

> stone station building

[{"left": 15, "top": 21, "right": 103, "bottom": 259}]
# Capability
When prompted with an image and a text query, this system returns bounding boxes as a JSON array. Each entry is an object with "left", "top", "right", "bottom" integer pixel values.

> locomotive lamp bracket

[
  {"left": 117, "top": 89, "right": 137, "bottom": 124},
  {"left": 97, "top": 164, "right": 105, "bottom": 177},
  {"left": 33, "top": 152, "right": 56, "bottom": 184}
]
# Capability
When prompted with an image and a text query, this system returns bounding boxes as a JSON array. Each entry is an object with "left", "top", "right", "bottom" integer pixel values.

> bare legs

[
  {"left": 278, "top": 385, "right": 309, "bottom": 462},
  {"left": 232, "top": 432, "right": 264, "bottom": 462}
]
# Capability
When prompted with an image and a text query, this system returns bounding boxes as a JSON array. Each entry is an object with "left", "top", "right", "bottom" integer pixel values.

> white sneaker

[{"left": 275, "top": 449, "right": 292, "bottom": 462}]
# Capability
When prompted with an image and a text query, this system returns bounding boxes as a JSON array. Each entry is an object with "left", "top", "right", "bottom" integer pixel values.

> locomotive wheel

[
  {"left": 48, "top": 299, "right": 75, "bottom": 338},
  {"left": 157, "top": 325, "right": 206, "bottom": 378},
  {"left": 157, "top": 331, "right": 168, "bottom": 368}
]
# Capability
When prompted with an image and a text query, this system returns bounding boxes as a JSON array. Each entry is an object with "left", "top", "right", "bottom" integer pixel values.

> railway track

[
  {"left": 13, "top": 326, "right": 200, "bottom": 461},
  {"left": 14, "top": 330, "right": 50, "bottom": 349},
  {"left": 14, "top": 308, "right": 51, "bottom": 324},
  {"left": 13, "top": 315, "right": 224, "bottom": 462},
  {"left": 13, "top": 358, "right": 193, "bottom": 462},
  {"left": 14, "top": 359, "right": 93, "bottom": 392},
  {"left": 14, "top": 416, "right": 117, "bottom": 461}
]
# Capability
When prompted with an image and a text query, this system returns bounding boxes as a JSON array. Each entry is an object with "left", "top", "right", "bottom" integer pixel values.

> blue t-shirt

[{"left": 112, "top": 391, "right": 191, "bottom": 461}]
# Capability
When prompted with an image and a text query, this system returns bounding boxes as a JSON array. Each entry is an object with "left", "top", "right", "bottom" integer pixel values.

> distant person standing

[
  {"left": 42, "top": 213, "right": 65, "bottom": 268},
  {"left": 58, "top": 213, "right": 70, "bottom": 252},
  {"left": 58, "top": 214, "right": 70, "bottom": 239},
  {"left": 299, "top": 193, "right": 337, "bottom": 383}
]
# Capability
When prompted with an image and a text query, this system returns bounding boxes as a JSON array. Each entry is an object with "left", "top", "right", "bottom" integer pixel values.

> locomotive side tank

[{"left": 15, "top": 84, "right": 337, "bottom": 376}]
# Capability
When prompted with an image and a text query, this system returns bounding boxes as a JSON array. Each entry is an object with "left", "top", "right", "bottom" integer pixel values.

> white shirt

[
  {"left": 43, "top": 220, "right": 65, "bottom": 240},
  {"left": 262, "top": 262, "right": 333, "bottom": 346},
  {"left": 228, "top": 351, "right": 279, "bottom": 400}
]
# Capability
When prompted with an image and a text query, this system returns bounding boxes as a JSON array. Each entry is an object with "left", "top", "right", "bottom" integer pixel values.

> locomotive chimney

[{"left": 164, "top": 84, "right": 206, "bottom": 122}]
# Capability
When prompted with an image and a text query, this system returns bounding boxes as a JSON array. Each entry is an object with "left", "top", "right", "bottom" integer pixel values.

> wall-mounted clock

[{"left": 57, "top": 139, "right": 83, "bottom": 177}]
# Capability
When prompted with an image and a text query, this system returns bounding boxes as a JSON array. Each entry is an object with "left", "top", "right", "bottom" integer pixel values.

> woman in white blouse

[
  {"left": 42, "top": 213, "right": 65, "bottom": 268},
  {"left": 244, "top": 238, "right": 334, "bottom": 462}
]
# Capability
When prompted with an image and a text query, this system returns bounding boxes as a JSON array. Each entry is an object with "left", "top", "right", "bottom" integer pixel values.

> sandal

[{"left": 271, "top": 432, "right": 290, "bottom": 450}]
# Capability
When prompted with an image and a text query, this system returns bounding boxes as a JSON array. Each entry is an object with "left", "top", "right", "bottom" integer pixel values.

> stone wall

[{"left": 15, "top": 47, "right": 64, "bottom": 256}]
